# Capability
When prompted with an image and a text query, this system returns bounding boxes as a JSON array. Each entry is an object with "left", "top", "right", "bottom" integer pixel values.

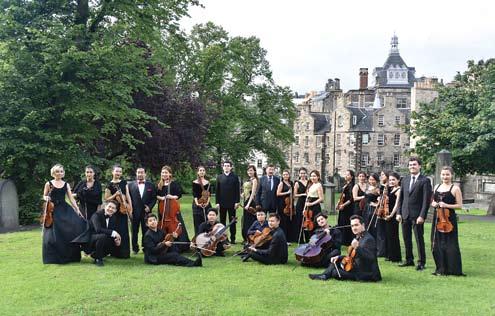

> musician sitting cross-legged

[
  {"left": 246, "top": 209, "right": 269, "bottom": 248},
  {"left": 143, "top": 213, "right": 202, "bottom": 267},
  {"left": 309, "top": 215, "right": 381, "bottom": 282},
  {"left": 242, "top": 213, "right": 288, "bottom": 265},
  {"left": 297, "top": 213, "right": 342, "bottom": 268},
  {"left": 194, "top": 208, "right": 231, "bottom": 257}
]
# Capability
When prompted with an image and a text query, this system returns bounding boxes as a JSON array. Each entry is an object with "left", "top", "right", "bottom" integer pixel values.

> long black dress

[
  {"left": 279, "top": 181, "right": 298, "bottom": 242},
  {"left": 375, "top": 184, "right": 388, "bottom": 257},
  {"left": 107, "top": 180, "right": 131, "bottom": 258},
  {"left": 294, "top": 180, "right": 307, "bottom": 243},
  {"left": 192, "top": 181, "right": 212, "bottom": 236},
  {"left": 431, "top": 185, "right": 464, "bottom": 276},
  {"left": 363, "top": 191, "right": 379, "bottom": 239},
  {"left": 353, "top": 185, "right": 365, "bottom": 216},
  {"left": 337, "top": 182, "right": 354, "bottom": 246},
  {"left": 385, "top": 187, "right": 402, "bottom": 262},
  {"left": 157, "top": 181, "right": 190, "bottom": 252},
  {"left": 42, "top": 181, "right": 86, "bottom": 264},
  {"left": 73, "top": 180, "right": 102, "bottom": 221}
]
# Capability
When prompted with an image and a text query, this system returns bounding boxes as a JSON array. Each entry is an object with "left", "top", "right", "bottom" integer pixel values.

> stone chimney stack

[{"left": 359, "top": 68, "right": 368, "bottom": 90}]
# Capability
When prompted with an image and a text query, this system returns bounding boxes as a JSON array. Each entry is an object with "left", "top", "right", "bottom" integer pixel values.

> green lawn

[{"left": 1, "top": 195, "right": 494, "bottom": 315}]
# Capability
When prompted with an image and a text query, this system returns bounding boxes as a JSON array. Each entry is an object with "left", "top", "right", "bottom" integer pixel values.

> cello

[
  {"left": 194, "top": 217, "right": 238, "bottom": 256},
  {"left": 294, "top": 229, "right": 333, "bottom": 266},
  {"left": 158, "top": 182, "right": 182, "bottom": 236},
  {"left": 248, "top": 226, "right": 272, "bottom": 248}
]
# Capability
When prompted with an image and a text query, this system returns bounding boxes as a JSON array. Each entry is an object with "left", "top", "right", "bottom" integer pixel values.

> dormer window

[{"left": 352, "top": 115, "right": 357, "bottom": 126}]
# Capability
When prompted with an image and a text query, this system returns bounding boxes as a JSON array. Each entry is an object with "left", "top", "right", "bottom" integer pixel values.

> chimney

[
  {"left": 359, "top": 68, "right": 368, "bottom": 90},
  {"left": 335, "top": 78, "right": 340, "bottom": 90}
]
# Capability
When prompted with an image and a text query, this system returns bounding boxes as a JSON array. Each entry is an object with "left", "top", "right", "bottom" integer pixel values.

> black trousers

[
  {"left": 91, "top": 235, "right": 119, "bottom": 260},
  {"left": 402, "top": 218, "right": 426, "bottom": 265},
  {"left": 219, "top": 207, "right": 236, "bottom": 242},
  {"left": 322, "top": 263, "right": 358, "bottom": 280},
  {"left": 192, "top": 204, "right": 209, "bottom": 236},
  {"left": 250, "top": 252, "right": 277, "bottom": 265},
  {"left": 376, "top": 218, "right": 387, "bottom": 257},
  {"left": 152, "top": 252, "right": 196, "bottom": 266},
  {"left": 131, "top": 215, "right": 147, "bottom": 252}
]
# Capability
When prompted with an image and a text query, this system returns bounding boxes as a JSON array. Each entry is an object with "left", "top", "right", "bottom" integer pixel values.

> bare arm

[
  {"left": 247, "top": 179, "right": 258, "bottom": 206},
  {"left": 66, "top": 183, "right": 82, "bottom": 216}
]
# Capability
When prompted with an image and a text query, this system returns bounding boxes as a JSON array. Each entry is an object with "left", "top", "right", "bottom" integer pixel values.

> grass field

[{"left": 1, "top": 195, "right": 494, "bottom": 315}]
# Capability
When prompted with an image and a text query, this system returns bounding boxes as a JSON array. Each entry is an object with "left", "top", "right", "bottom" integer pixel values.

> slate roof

[
  {"left": 346, "top": 107, "right": 377, "bottom": 132},
  {"left": 310, "top": 113, "right": 331, "bottom": 135}
]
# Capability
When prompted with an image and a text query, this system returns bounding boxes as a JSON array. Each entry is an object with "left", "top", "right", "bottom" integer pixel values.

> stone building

[{"left": 289, "top": 34, "right": 438, "bottom": 179}]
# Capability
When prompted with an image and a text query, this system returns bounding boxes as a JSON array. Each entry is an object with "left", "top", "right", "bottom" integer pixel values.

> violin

[
  {"left": 158, "top": 182, "right": 182, "bottom": 236},
  {"left": 248, "top": 226, "right": 272, "bottom": 248},
  {"left": 40, "top": 184, "right": 55, "bottom": 228},
  {"left": 376, "top": 185, "right": 390, "bottom": 218},
  {"left": 160, "top": 223, "right": 182, "bottom": 254},
  {"left": 197, "top": 179, "right": 210, "bottom": 206},
  {"left": 193, "top": 217, "right": 238, "bottom": 256},
  {"left": 435, "top": 196, "right": 453, "bottom": 233},
  {"left": 283, "top": 184, "right": 294, "bottom": 220},
  {"left": 294, "top": 228, "right": 333, "bottom": 265},
  {"left": 341, "top": 233, "right": 362, "bottom": 271},
  {"left": 336, "top": 192, "right": 345, "bottom": 211},
  {"left": 302, "top": 184, "right": 315, "bottom": 231},
  {"left": 247, "top": 205, "right": 261, "bottom": 215},
  {"left": 114, "top": 184, "right": 131, "bottom": 218},
  {"left": 358, "top": 197, "right": 366, "bottom": 211}
]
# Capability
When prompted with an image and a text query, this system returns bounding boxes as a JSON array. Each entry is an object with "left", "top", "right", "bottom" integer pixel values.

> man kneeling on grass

[
  {"left": 143, "top": 214, "right": 202, "bottom": 267},
  {"left": 242, "top": 213, "right": 288, "bottom": 265}
]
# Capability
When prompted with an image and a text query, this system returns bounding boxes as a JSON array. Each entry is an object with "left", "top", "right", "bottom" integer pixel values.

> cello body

[
  {"left": 158, "top": 198, "right": 183, "bottom": 236},
  {"left": 294, "top": 232, "right": 333, "bottom": 265},
  {"left": 194, "top": 218, "right": 237, "bottom": 256}
]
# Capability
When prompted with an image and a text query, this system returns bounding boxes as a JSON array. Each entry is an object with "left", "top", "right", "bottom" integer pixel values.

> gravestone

[
  {"left": 323, "top": 182, "right": 336, "bottom": 214},
  {"left": 0, "top": 179, "right": 19, "bottom": 229},
  {"left": 435, "top": 149, "right": 452, "bottom": 186}
]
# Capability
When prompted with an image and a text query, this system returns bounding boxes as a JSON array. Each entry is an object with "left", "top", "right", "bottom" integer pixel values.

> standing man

[
  {"left": 215, "top": 161, "right": 240, "bottom": 244},
  {"left": 128, "top": 167, "right": 157, "bottom": 254},
  {"left": 396, "top": 157, "right": 432, "bottom": 271},
  {"left": 256, "top": 164, "right": 280, "bottom": 214}
]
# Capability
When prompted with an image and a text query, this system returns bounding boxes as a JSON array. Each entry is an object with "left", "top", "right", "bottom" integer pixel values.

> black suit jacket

[
  {"left": 257, "top": 227, "right": 288, "bottom": 264},
  {"left": 256, "top": 175, "right": 280, "bottom": 211},
  {"left": 350, "top": 231, "right": 382, "bottom": 282},
  {"left": 128, "top": 180, "right": 157, "bottom": 219},
  {"left": 398, "top": 174, "right": 432, "bottom": 220},
  {"left": 143, "top": 229, "right": 168, "bottom": 264},
  {"left": 71, "top": 209, "right": 116, "bottom": 244},
  {"left": 215, "top": 173, "right": 240, "bottom": 208}
]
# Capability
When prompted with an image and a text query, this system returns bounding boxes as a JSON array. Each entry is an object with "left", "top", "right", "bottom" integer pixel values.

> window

[
  {"left": 396, "top": 98, "right": 407, "bottom": 109},
  {"left": 378, "top": 115, "right": 384, "bottom": 127},
  {"left": 362, "top": 133, "right": 369, "bottom": 144},
  {"left": 394, "top": 134, "right": 400, "bottom": 146},
  {"left": 352, "top": 115, "right": 357, "bottom": 126},
  {"left": 295, "top": 152, "right": 299, "bottom": 163},
  {"left": 349, "top": 152, "right": 355, "bottom": 168},
  {"left": 361, "top": 152, "right": 369, "bottom": 166},
  {"left": 337, "top": 115, "right": 343, "bottom": 127},
  {"left": 257, "top": 159, "right": 262, "bottom": 168},
  {"left": 395, "top": 116, "right": 401, "bottom": 125},
  {"left": 295, "top": 136, "right": 299, "bottom": 145},
  {"left": 316, "top": 135, "right": 322, "bottom": 147},
  {"left": 337, "top": 134, "right": 342, "bottom": 146},
  {"left": 378, "top": 134, "right": 385, "bottom": 146},
  {"left": 304, "top": 136, "right": 309, "bottom": 147},
  {"left": 325, "top": 153, "right": 330, "bottom": 162},
  {"left": 305, "top": 122, "right": 310, "bottom": 130},
  {"left": 336, "top": 151, "right": 341, "bottom": 166},
  {"left": 315, "top": 153, "right": 321, "bottom": 163},
  {"left": 389, "top": 71, "right": 393, "bottom": 78},
  {"left": 393, "top": 153, "right": 400, "bottom": 166},
  {"left": 326, "top": 136, "right": 330, "bottom": 145},
  {"left": 304, "top": 152, "right": 309, "bottom": 164},
  {"left": 377, "top": 152, "right": 383, "bottom": 163}
]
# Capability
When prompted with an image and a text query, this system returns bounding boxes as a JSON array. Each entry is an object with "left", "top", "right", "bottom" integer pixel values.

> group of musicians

[{"left": 41, "top": 156, "right": 465, "bottom": 281}]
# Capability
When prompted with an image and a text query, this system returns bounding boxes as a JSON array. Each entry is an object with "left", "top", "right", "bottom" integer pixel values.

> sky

[{"left": 180, "top": 0, "right": 495, "bottom": 94}]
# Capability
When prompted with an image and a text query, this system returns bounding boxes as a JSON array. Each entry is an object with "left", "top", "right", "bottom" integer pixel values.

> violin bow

[{"left": 297, "top": 187, "right": 311, "bottom": 246}]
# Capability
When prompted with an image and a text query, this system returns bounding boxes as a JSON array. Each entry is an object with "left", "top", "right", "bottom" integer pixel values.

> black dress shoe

[
  {"left": 308, "top": 274, "right": 329, "bottom": 281},
  {"left": 416, "top": 264, "right": 425, "bottom": 271},
  {"left": 194, "top": 253, "right": 203, "bottom": 267},
  {"left": 398, "top": 262, "right": 414, "bottom": 267},
  {"left": 94, "top": 259, "right": 104, "bottom": 267},
  {"left": 242, "top": 254, "right": 251, "bottom": 262}
]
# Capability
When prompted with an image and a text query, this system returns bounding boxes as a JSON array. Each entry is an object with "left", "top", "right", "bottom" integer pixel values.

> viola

[
  {"left": 197, "top": 179, "right": 210, "bottom": 206},
  {"left": 40, "top": 185, "right": 55, "bottom": 228},
  {"left": 294, "top": 229, "right": 333, "bottom": 265},
  {"left": 302, "top": 185, "right": 315, "bottom": 231},
  {"left": 283, "top": 187, "right": 294, "bottom": 220},
  {"left": 160, "top": 223, "right": 182, "bottom": 254},
  {"left": 336, "top": 191, "right": 345, "bottom": 211},
  {"left": 376, "top": 185, "right": 390, "bottom": 218},
  {"left": 248, "top": 226, "right": 272, "bottom": 248},
  {"left": 158, "top": 183, "right": 182, "bottom": 236},
  {"left": 341, "top": 233, "right": 362, "bottom": 271},
  {"left": 194, "top": 217, "right": 238, "bottom": 256},
  {"left": 114, "top": 184, "right": 131, "bottom": 218},
  {"left": 436, "top": 207, "right": 453, "bottom": 233},
  {"left": 358, "top": 198, "right": 366, "bottom": 211}
]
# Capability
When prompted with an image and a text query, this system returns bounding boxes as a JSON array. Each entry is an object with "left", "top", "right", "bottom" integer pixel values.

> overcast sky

[{"left": 181, "top": 0, "right": 495, "bottom": 94}]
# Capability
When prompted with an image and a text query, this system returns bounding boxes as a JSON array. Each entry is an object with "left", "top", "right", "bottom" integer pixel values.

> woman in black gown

[
  {"left": 336, "top": 170, "right": 355, "bottom": 246},
  {"left": 192, "top": 165, "right": 212, "bottom": 236},
  {"left": 294, "top": 168, "right": 308, "bottom": 243},
  {"left": 157, "top": 166, "right": 190, "bottom": 252},
  {"left": 104, "top": 165, "right": 132, "bottom": 258},
  {"left": 277, "top": 170, "right": 298, "bottom": 242},
  {"left": 430, "top": 166, "right": 465, "bottom": 276},
  {"left": 384, "top": 172, "right": 402, "bottom": 262},
  {"left": 363, "top": 173, "right": 380, "bottom": 239},
  {"left": 73, "top": 165, "right": 102, "bottom": 221},
  {"left": 352, "top": 171, "right": 367, "bottom": 217},
  {"left": 241, "top": 165, "right": 258, "bottom": 244},
  {"left": 375, "top": 171, "right": 389, "bottom": 257},
  {"left": 42, "top": 164, "right": 86, "bottom": 264}
]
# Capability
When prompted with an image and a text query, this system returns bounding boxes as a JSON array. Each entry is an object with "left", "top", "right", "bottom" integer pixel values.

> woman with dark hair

[
  {"left": 363, "top": 173, "right": 380, "bottom": 239},
  {"left": 375, "top": 171, "right": 389, "bottom": 257},
  {"left": 293, "top": 168, "right": 309, "bottom": 243},
  {"left": 336, "top": 170, "right": 355, "bottom": 246},
  {"left": 241, "top": 165, "right": 259, "bottom": 243},
  {"left": 352, "top": 171, "right": 367, "bottom": 217},
  {"left": 277, "top": 169, "right": 299, "bottom": 242},
  {"left": 192, "top": 165, "right": 212, "bottom": 236},
  {"left": 384, "top": 172, "right": 402, "bottom": 262},
  {"left": 73, "top": 165, "right": 102, "bottom": 220}
]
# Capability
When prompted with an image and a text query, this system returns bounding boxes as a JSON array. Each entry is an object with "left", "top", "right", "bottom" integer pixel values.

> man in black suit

[
  {"left": 72, "top": 200, "right": 122, "bottom": 266},
  {"left": 215, "top": 161, "right": 240, "bottom": 244},
  {"left": 242, "top": 213, "right": 288, "bottom": 265},
  {"left": 128, "top": 167, "right": 157, "bottom": 254},
  {"left": 396, "top": 157, "right": 432, "bottom": 271},
  {"left": 256, "top": 164, "right": 280, "bottom": 214},
  {"left": 143, "top": 214, "right": 202, "bottom": 267},
  {"left": 309, "top": 215, "right": 381, "bottom": 282}
]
